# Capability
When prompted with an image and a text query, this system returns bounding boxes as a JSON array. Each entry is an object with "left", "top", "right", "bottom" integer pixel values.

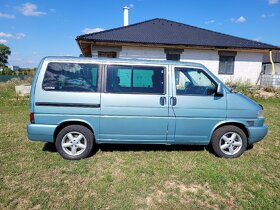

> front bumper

[
  {"left": 27, "top": 123, "right": 56, "bottom": 143},
  {"left": 248, "top": 125, "right": 268, "bottom": 144}
]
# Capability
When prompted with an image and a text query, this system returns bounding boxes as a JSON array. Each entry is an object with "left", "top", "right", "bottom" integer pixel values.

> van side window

[
  {"left": 106, "top": 65, "right": 165, "bottom": 94},
  {"left": 42, "top": 62, "right": 99, "bottom": 92},
  {"left": 175, "top": 68, "right": 216, "bottom": 96}
]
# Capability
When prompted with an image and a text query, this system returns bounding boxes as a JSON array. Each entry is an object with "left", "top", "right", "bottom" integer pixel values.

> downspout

[{"left": 269, "top": 50, "right": 275, "bottom": 75}]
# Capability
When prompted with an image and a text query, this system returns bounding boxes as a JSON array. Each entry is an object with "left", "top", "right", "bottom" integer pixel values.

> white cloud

[
  {"left": 0, "top": 32, "right": 26, "bottom": 40},
  {"left": 231, "top": 16, "right": 246, "bottom": 23},
  {"left": 0, "top": 32, "right": 13, "bottom": 38},
  {"left": 0, "top": 12, "right": 15, "bottom": 19},
  {"left": 15, "top": 33, "right": 26, "bottom": 39},
  {"left": 205, "top": 20, "right": 215, "bottom": 24},
  {"left": 19, "top": 3, "right": 46, "bottom": 16},
  {"left": 236, "top": 16, "right": 246, "bottom": 23},
  {"left": 0, "top": 39, "right": 8, "bottom": 44},
  {"left": 129, "top": 4, "right": 134, "bottom": 9},
  {"left": 253, "top": 37, "right": 261, "bottom": 41},
  {"left": 82, "top": 28, "right": 105, "bottom": 34},
  {"left": 268, "top": 0, "right": 278, "bottom": 4},
  {"left": 261, "top": 13, "right": 275, "bottom": 18}
]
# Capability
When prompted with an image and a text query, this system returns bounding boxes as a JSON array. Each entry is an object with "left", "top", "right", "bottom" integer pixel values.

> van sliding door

[{"left": 99, "top": 64, "right": 170, "bottom": 143}]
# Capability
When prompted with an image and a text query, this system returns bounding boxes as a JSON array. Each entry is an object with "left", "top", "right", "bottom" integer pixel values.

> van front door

[
  {"left": 99, "top": 64, "right": 171, "bottom": 143},
  {"left": 170, "top": 66, "right": 226, "bottom": 144}
]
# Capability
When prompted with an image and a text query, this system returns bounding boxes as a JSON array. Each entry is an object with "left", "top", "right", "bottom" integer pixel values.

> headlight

[{"left": 258, "top": 109, "right": 264, "bottom": 118}]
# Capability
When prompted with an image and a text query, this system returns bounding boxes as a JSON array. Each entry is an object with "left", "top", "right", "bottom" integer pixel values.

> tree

[{"left": 0, "top": 44, "right": 11, "bottom": 68}]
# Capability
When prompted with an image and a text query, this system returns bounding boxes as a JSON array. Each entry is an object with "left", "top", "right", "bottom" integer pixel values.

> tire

[
  {"left": 210, "top": 125, "right": 247, "bottom": 158},
  {"left": 55, "top": 125, "right": 94, "bottom": 160}
]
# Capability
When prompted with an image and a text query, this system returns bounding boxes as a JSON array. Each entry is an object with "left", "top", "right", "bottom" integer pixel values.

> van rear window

[{"left": 42, "top": 62, "right": 99, "bottom": 92}]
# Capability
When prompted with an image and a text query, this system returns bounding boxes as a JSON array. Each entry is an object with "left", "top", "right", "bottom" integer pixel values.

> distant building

[
  {"left": 260, "top": 51, "right": 280, "bottom": 87},
  {"left": 262, "top": 51, "right": 280, "bottom": 75},
  {"left": 10, "top": 65, "right": 20, "bottom": 71},
  {"left": 76, "top": 18, "right": 280, "bottom": 84}
]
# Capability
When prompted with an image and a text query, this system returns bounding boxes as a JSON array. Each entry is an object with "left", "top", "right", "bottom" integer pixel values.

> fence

[{"left": 260, "top": 75, "right": 280, "bottom": 88}]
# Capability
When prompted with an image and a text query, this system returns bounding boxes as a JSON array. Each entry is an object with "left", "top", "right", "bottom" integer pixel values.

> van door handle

[
  {"left": 160, "top": 97, "right": 166, "bottom": 106},
  {"left": 170, "top": 97, "right": 177, "bottom": 106}
]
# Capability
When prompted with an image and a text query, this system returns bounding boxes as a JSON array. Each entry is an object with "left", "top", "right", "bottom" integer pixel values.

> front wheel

[
  {"left": 55, "top": 125, "right": 94, "bottom": 160},
  {"left": 211, "top": 126, "right": 247, "bottom": 158}
]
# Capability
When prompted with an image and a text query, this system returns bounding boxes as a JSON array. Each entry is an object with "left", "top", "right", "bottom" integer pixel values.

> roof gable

[{"left": 76, "top": 18, "right": 280, "bottom": 50}]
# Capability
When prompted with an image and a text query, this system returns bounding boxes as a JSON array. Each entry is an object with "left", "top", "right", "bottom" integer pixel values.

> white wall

[
  {"left": 119, "top": 46, "right": 166, "bottom": 60},
  {"left": 99, "top": 46, "right": 264, "bottom": 84},
  {"left": 181, "top": 50, "right": 263, "bottom": 84}
]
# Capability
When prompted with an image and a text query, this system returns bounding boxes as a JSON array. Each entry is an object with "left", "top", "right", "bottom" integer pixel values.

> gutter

[{"left": 269, "top": 51, "right": 275, "bottom": 75}]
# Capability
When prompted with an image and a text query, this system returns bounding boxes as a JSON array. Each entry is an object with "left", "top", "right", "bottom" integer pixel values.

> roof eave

[{"left": 76, "top": 39, "right": 280, "bottom": 52}]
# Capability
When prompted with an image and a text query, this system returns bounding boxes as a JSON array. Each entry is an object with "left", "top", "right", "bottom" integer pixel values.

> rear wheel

[
  {"left": 211, "top": 125, "right": 247, "bottom": 158},
  {"left": 55, "top": 125, "right": 94, "bottom": 160}
]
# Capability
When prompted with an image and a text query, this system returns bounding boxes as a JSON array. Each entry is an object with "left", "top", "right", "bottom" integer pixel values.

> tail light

[{"left": 30, "top": 112, "right": 35, "bottom": 124}]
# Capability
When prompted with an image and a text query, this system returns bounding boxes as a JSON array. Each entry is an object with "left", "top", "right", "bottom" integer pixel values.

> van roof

[{"left": 42, "top": 56, "right": 205, "bottom": 68}]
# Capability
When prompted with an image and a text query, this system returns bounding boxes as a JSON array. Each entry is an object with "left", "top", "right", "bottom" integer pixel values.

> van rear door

[{"left": 34, "top": 61, "right": 101, "bottom": 138}]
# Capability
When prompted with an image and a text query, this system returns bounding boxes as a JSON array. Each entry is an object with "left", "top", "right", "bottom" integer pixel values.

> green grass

[{"left": 0, "top": 82, "right": 279, "bottom": 209}]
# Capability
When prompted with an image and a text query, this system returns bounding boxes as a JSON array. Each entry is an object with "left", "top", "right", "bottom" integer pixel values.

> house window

[
  {"left": 165, "top": 48, "right": 183, "bottom": 61},
  {"left": 98, "top": 51, "right": 117, "bottom": 58},
  {"left": 218, "top": 51, "right": 237, "bottom": 75},
  {"left": 166, "top": 53, "right": 180, "bottom": 61}
]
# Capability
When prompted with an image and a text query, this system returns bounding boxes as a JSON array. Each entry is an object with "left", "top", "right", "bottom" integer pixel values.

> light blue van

[{"left": 27, "top": 57, "right": 268, "bottom": 159}]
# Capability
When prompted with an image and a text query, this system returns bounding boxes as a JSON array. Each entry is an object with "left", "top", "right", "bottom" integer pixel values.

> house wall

[{"left": 95, "top": 46, "right": 264, "bottom": 84}]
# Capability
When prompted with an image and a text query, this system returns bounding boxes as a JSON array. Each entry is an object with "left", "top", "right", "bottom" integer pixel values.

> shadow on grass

[
  {"left": 42, "top": 142, "right": 57, "bottom": 152},
  {"left": 98, "top": 144, "right": 208, "bottom": 153},
  {"left": 42, "top": 142, "right": 215, "bottom": 157}
]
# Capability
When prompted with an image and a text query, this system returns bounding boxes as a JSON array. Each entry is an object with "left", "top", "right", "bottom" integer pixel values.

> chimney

[{"left": 123, "top": 6, "right": 129, "bottom": 26}]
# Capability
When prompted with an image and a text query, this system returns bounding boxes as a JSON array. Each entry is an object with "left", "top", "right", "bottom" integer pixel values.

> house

[
  {"left": 10, "top": 65, "right": 20, "bottom": 71},
  {"left": 262, "top": 51, "right": 280, "bottom": 75},
  {"left": 76, "top": 18, "right": 280, "bottom": 85},
  {"left": 261, "top": 51, "right": 280, "bottom": 88}
]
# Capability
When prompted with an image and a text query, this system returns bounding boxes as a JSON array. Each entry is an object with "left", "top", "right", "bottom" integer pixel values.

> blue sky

[{"left": 0, "top": 0, "right": 279, "bottom": 67}]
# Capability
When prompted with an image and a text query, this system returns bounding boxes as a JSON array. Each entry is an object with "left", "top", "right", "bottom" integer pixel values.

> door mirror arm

[{"left": 216, "top": 83, "right": 224, "bottom": 96}]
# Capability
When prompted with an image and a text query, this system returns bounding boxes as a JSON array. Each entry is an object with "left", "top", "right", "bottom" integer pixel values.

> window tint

[
  {"left": 106, "top": 65, "right": 165, "bottom": 94},
  {"left": 218, "top": 55, "right": 235, "bottom": 75},
  {"left": 42, "top": 62, "right": 98, "bottom": 92},
  {"left": 175, "top": 68, "right": 216, "bottom": 96}
]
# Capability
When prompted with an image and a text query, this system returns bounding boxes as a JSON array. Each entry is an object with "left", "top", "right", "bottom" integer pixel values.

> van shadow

[
  {"left": 42, "top": 142, "right": 57, "bottom": 152},
  {"left": 42, "top": 143, "right": 213, "bottom": 156},
  {"left": 98, "top": 144, "right": 208, "bottom": 153}
]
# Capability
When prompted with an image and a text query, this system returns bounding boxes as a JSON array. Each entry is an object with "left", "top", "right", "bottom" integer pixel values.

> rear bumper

[
  {"left": 27, "top": 123, "right": 56, "bottom": 142},
  {"left": 248, "top": 125, "right": 268, "bottom": 144}
]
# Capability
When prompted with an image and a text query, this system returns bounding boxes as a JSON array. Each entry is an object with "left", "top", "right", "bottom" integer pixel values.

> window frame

[
  {"left": 174, "top": 67, "right": 218, "bottom": 97},
  {"left": 218, "top": 51, "right": 236, "bottom": 75},
  {"left": 104, "top": 64, "right": 167, "bottom": 95},
  {"left": 41, "top": 61, "right": 101, "bottom": 93}
]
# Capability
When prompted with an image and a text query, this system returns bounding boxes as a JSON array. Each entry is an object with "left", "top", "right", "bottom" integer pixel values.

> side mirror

[{"left": 216, "top": 83, "right": 224, "bottom": 96}]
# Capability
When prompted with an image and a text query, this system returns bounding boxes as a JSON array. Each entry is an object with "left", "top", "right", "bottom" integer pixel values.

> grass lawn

[{"left": 0, "top": 82, "right": 279, "bottom": 209}]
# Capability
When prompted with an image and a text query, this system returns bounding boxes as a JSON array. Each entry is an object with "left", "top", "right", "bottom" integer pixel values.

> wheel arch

[
  {"left": 53, "top": 120, "right": 95, "bottom": 142},
  {"left": 209, "top": 121, "right": 249, "bottom": 143}
]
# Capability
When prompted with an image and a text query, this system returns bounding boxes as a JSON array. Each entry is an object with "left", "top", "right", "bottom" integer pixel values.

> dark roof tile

[{"left": 77, "top": 18, "right": 280, "bottom": 50}]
